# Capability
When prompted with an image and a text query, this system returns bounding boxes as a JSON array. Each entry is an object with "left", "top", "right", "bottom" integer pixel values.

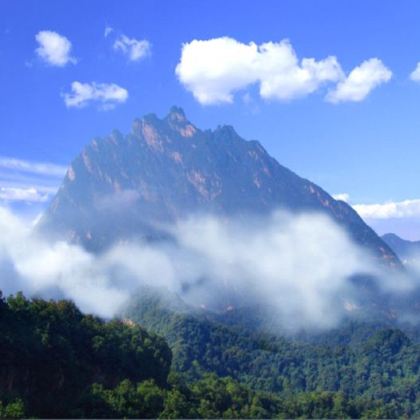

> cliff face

[{"left": 39, "top": 106, "right": 399, "bottom": 266}]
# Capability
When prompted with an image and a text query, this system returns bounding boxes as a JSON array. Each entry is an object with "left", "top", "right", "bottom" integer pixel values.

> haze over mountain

[{"left": 40, "top": 106, "right": 399, "bottom": 268}]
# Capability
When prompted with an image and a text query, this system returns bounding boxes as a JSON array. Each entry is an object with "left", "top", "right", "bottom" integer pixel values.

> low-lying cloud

[
  {"left": 0, "top": 207, "right": 418, "bottom": 330},
  {"left": 353, "top": 198, "right": 420, "bottom": 219},
  {"left": 332, "top": 194, "right": 420, "bottom": 239}
]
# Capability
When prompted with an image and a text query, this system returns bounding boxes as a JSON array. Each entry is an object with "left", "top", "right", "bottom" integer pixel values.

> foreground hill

[
  {"left": 0, "top": 291, "right": 171, "bottom": 418},
  {"left": 0, "top": 292, "right": 418, "bottom": 418},
  {"left": 39, "top": 107, "right": 399, "bottom": 267}
]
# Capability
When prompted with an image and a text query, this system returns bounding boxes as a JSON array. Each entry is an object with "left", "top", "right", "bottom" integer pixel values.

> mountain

[
  {"left": 382, "top": 233, "right": 420, "bottom": 262},
  {"left": 39, "top": 106, "right": 399, "bottom": 266}
]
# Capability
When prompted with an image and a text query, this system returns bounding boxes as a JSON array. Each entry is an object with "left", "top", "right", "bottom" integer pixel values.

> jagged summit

[
  {"left": 39, "top": 107, "right": 400, "bottom": 267},
  {"left": 167, "top": 105, "right": 187, "bottom": 121},
  {"left": 131, "top": 106, "right": 198, "bottom": 141}
]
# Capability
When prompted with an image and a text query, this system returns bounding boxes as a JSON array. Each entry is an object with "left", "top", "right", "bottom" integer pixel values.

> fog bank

[{"left": 0, "top": 206, "right": 418, "bottom": 329}]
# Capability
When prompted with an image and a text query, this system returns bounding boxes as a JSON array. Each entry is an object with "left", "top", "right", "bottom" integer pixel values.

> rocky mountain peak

[
  {"left": 165, "top": 106, "right": 197, "bottom": 138},
  {"left": 39, "top": 107, "right": 401, "bottom": 268},
  {"left": 130, "top": 106, "right": 198, "bottom": 142},
  {"left": 167, "top": 105, "right": 187, "bottom": 122}
]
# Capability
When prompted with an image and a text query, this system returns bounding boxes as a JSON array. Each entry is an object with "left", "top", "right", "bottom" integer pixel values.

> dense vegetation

[
  {"left": 0, "top": 292, "right": 171, "bottom": 418},
  {"left": 125, "top": 289, "right": 420, "bottom": 418},
  {"left": 0, "top": 291, "right": 419, "bottom": 418}
]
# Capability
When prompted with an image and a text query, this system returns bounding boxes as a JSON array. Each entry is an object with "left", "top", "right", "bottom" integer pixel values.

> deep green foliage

[
  {"left": 0, "top": 292, "right": 171, "bottom": 418},
  {"left": 75, "top": 373, "right": 419, "bottom": 419},
  {"left": 80, "top": 379, "right": 165, "bottom": 418},
  {"left": 0, "top": 399, "right": 25, "bottom": 419},
  {"left": 0, "top": 291, "right": 419, "bottom": 418},
  {"left": 125, "top": 293, "right": 420, "bottom": 418}
]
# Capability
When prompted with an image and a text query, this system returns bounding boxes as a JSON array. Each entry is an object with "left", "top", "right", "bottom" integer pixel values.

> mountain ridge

[{"left": 382, "top": 232, "right": 420, "bottom": 262}]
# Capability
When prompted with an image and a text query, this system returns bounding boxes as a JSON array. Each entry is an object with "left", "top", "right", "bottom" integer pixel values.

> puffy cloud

[
  {"left": 176, "top": 38, "right": 393, "bottom": 105},
  {"left": 35, "top": 30, "right": 76, "bottom": 67},
  {"left": 258, "top": 48, "right": 343, "bottom": 101},
  {"left": 410, "top": 63, "right": 420, "bottom": 81},
  {"left": 175, "top": 37, "right": 343, "bottom": 105},
  {"left": 326, "top": 58, "right": 392, "bottom": 103},
  {"left": 353, "top": 198, "right": 420, "bottom": 219},
  {"left": 63, "top": 81, "right": 128, "bottom": 109},
  {"left": 113, "top": 34, "right": 150, "bottom": 61}
]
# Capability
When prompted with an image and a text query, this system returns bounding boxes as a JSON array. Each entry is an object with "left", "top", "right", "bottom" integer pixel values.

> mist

[{"left": 0, "top": 206, "right": 418, "bottom": 330}]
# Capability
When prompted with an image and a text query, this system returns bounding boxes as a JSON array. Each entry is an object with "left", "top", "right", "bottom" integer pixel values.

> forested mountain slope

[{"left": 0, "top": 292, "right": 419, "bottom": 418}]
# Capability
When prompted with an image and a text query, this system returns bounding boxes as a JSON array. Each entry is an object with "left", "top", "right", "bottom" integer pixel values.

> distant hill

[
  {"left": 123, "top": 285, "right": 420, "bottom": 418},
  {"left": 39, "top": 106, "right": 399, "bottom": 267},
  {"left": 382, "top": 233, "right": 420, "bottom": 262}
]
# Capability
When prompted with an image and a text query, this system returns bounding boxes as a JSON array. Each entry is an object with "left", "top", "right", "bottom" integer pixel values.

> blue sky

[{"left": 2, "top": 0, "right": 420, "bottom": 237}]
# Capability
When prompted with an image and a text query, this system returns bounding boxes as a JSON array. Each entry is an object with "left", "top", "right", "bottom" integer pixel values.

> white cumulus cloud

[
  {"left": 410, "top": 63, "right": 420, "bottom": 82},
  {"left": 35, "top": 30, "right": 76, "bottom": 67},
  {"left": 63, "top": 81, "right": 128, "bottom": 109},
  {"left": 113, "top": 34, "right": 150, "bottom": 61},
  {"left": 326, "top": 58, "right": 392, "bottom": 103},
  {"left": 353, "top": 199, "right": 420, "bottom": 219},
  {"left": 176, "top": 38, "right": 392, "bottom": 105},
  {"left": 175, "top": 37, "right": 343, "bottom": 105}
]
